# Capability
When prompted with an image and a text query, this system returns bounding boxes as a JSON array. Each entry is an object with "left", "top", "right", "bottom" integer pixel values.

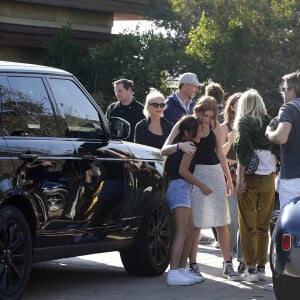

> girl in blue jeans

[{"left": 163, "top": 115, "right": 212, "bottom": 286}]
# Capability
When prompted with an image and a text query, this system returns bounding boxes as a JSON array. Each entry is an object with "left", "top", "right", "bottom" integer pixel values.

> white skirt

[{"left": 191, "top": 164, "right": 230, "bottom": 228}]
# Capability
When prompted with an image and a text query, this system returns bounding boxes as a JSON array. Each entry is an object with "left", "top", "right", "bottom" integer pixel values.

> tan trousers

[{"left": 238, "top": 173, "right": 275, "bottom": 267}]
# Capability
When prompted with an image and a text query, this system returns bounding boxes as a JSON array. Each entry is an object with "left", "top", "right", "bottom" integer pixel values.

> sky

[{"left": 112, "top": 20, "right": 168, "bottom": 35}]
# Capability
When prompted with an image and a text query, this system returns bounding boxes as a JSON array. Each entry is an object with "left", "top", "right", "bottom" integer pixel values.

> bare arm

[
  {"left": 214, "top": 125, "right": 233, "bottom": 197},
  {"left": 179, "top": 153, "right": 212, "bottom": 196},
  {"left": 266, "top": 122, "right": 291, "bottom": 144},
  {"left": 161, "top": 121, "right": 196, "bottom": 156},
  {"left": 220, "top": 123, "right": 235, "bottom": 156}
]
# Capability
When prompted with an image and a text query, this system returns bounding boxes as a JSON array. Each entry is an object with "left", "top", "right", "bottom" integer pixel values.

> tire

[
  {"left": 269, "top": 237, "right": 275, "bottom": 274},
  {"left": 273, "top": 273, "right": 300, "bottom": 300},
  {"left": 120, "top": 191, "right": 172, "bottom": 276},
  {"left": 0, "top": 206, "right": 32, "bottom": 300}
]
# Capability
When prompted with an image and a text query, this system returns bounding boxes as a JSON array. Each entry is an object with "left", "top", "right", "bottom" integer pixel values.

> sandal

[{"left": 198, "top": 234, "right": 215, "bottom": 244}]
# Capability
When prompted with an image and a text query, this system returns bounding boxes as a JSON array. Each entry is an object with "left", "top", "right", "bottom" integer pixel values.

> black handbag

[{"left": 245, "top": 151, "right": 259, "bottom": 175}]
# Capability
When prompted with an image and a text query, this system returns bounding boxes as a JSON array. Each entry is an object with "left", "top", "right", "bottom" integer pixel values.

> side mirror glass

[{"left": 109, "top": 117, "right": 130, "bottom": 140}]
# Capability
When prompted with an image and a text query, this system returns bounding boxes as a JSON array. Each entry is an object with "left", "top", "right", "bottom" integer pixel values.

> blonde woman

[
  {"left": 134, "top": 89, "right": 173, "bottom": 148},
  {"left": 233, "top": 89, "right": 279, "bottom": 282}
]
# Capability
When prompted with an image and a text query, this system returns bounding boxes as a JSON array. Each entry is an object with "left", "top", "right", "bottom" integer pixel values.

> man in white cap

[{"left": 164, "top": 72, "right": 203, "bottom": 124}]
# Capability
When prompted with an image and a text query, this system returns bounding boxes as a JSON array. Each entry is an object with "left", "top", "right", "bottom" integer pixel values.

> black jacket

[
  {"left": 134, "top": 117, "right": 173, "bottom": 148},
  {"left": 105, "top": 99, "right": 144, "bottom": 142}
]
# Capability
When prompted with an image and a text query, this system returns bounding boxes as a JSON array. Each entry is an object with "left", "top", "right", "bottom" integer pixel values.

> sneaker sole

[
  {"left": 181, "top": 273, "right": 203, "bottom": 283},
  {"left": 246, "top": 278, "right": 259, "bottom": 282},
  {"left": 240, "top": 276, "right": 259, "bottom": 282},
  {"left": 167, "top": 280, "right": 194, "bottom": 286},
  {"left": 224, "top": 275, "right": 240, "bottom": 281},
  {"left": 193, "top": 277, "right": 204, "bottom": 283}
]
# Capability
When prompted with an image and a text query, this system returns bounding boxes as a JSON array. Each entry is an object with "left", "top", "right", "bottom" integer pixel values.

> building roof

[{"left": 0, "top": 0, "right": 151, "bottom": 62}]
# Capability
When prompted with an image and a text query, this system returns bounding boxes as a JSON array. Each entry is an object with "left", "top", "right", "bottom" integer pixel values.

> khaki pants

[{"left": 238, "top": 173, "right": 275, "bottom": 267}]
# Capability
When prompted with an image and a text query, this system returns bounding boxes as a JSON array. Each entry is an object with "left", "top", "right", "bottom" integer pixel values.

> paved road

[{"left": 23, "top": 231, "right": 276, "bottom": 300}]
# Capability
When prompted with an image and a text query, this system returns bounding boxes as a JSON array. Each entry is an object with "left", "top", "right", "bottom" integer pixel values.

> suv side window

[
  {"left": 49, "top": 78, "right": 105, "bottom": 139},
  {"left": 3, "top": 76, "right": 59, "bottom": 137}
]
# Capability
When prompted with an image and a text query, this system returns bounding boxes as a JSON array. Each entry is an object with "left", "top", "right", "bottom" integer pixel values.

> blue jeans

[{"left": 228, "top": 188, "right": 243, "bottom": 260}]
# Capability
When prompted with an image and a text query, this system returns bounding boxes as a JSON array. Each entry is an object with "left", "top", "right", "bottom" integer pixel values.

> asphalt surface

[{"left": 23, "top": 229, "right": 276, "bottom": 300}]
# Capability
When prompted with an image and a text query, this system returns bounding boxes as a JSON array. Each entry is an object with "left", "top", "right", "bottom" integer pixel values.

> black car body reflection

[
  {"left": 270, "top": 197, "right": 300, "bottom": 300},
  {"left": 0, "top": 61, "right": 172, "bottom": 300}
]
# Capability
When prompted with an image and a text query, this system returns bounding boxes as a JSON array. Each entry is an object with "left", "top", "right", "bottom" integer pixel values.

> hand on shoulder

[{"left": 179, "top": 141, "right": 196, "bottom": 156}]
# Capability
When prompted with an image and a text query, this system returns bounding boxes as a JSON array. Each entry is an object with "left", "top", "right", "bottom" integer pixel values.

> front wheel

[
  {"left": 0, "top": 206, "right": 32, "bottom": 300},
  {"left": 120, "top": 191, "right": 172, "bottom": 275}
]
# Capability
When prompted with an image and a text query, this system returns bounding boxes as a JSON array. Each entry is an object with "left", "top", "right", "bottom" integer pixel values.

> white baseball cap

[{"left": 179, "top": 72, "right": 203, "bottom": 87}]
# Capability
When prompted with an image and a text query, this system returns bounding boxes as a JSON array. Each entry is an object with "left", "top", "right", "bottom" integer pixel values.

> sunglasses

[
  {"left": 281, "top": 86, "right": 292, "bottom": 93},
  {"left": 148, "top": 102, "right": 166, "bottom": 108}
]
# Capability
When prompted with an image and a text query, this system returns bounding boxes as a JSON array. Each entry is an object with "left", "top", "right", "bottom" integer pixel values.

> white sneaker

[
  {"left": 240, "top": 268, "right": 259, "bottom": 282},
  {"left": 256, "top": 265, "right": 266, "bottom": 281},
  {"left": 167, "top": 269, "right": 194, "bottom": 286},
  {"left": 179, "top": 268, "right": 204, "bottom": 283},
  {"left": 212, "top": 241, "right": 220, "bottom": 249}
]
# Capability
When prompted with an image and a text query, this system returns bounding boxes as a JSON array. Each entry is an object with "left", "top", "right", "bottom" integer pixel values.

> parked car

[
  {"left": 270, "top": 192, "right": 280, "bottom": 237},
  {"left": 0, "top": 61, "right": 172, "bottom": 300},
  {"left": 270, "top": 196, "right": 300, "bottom": 300}
]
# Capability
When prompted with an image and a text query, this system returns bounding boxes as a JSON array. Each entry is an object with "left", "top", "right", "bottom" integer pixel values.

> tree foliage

[
  {"left": 86, "top": 30, "right": 204, "bottom": 107},
  {"left": 43, "top": 25, "right": 203, "bottom": 110},
  {"left": 169, "top": 0, "right": 300, "bottom": 115},
  {"left": 42, "top": 0, "right": 300, "bottom": 116},
  {"left": 42, "top": 23, "right": 83, "bottom": 77}
]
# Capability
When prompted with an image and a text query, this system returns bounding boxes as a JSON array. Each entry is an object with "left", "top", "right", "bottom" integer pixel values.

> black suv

[{"left": 0, "top": 61, "right": 172, "bottom": 300}]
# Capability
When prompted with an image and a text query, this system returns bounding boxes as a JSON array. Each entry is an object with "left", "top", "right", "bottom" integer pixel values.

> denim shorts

[{"left": 166, "top": 178, "right": 192, "bottom": 210}]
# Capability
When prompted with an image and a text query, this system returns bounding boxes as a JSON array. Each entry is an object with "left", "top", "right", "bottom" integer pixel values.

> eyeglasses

[{"left": 148, "top": 102, "right": 166, "bottom": 108}]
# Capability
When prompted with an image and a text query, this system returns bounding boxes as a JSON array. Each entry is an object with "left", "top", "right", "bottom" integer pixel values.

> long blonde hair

[{"left": 233, "top": 89, "right": 267, "bottom": 129}]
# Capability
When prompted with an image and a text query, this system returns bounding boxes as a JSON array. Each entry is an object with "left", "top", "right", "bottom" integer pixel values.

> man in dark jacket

[
  {"left": 164, "top": 72, "right": 203, "bottom": 124},
  {"left": 106, "top": 78, "right": 144, "bottom": 142}
]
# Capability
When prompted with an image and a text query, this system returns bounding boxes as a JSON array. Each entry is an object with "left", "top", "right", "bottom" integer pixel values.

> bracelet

[{"left": 176, "top": 143, "right": 180, "bottom": 152}]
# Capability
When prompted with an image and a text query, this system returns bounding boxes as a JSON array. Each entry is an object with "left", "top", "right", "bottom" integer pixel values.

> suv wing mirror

[{"left": 109, "top": 117, "right": 130, "bottom": 140}]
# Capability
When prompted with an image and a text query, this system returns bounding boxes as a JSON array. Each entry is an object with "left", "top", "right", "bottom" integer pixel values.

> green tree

[
  {"left": 83, "top": 30, "right": 204, "bottom": 109},
  {"left": 169, "top": 0, "right": 300, "bottom": 115},
  {"left": 43, "top": 23, "right": 205, "bottom": 110},
  {"left": 43, "top": 23, "right": 83, "bottom": 78}
]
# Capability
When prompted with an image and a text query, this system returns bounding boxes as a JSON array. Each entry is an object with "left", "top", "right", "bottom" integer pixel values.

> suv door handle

[{"left": 19, "top": 153, "right": 38, "bottom": 161}]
